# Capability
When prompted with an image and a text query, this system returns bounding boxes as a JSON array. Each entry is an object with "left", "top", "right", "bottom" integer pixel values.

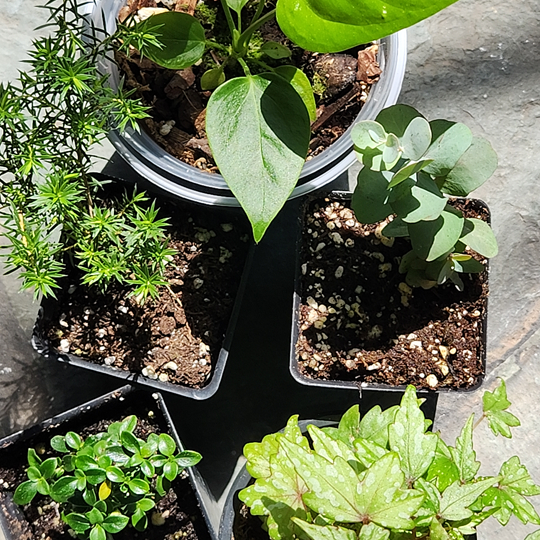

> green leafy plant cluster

[
  {"left": 119, "top": 0, "right": 459, "bottom": 242},
  {"left": 240, "top": 380, "right": 540, "bottom": 540},
  {"left": 0, "top": 0, "right": 173, "bottom": 301},
  {"left": 13, "top": 415, "right": 202, "bottom": 539},
  {"left": 351, "top": 105, "right": 498, "bottom": 289}
]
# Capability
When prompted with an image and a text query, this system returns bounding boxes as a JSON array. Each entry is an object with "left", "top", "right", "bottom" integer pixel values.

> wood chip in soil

[
  {"left": 0, "top": 392, "right": 211, "bottom": 540},
  {"left": 42, "top": 198, "right": 250, "bottom": 389},
  {"left": 296, "top": 197, "right": 489, "bottom": 390}
]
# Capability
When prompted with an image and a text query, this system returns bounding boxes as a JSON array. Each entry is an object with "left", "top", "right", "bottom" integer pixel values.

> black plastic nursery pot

[
  {"left": 290, "top": 191, "right": 490, "bottom": 395},
  {"left": 32, "top": 178, "right": 254, "bottom": 400},
  {"left": 0, "top": 385, "right": 217, "bottom": 540}
]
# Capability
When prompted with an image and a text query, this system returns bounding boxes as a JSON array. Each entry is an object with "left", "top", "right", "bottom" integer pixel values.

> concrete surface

[{"left": 0, "top": 0, "right": 539, "bottom": 539}]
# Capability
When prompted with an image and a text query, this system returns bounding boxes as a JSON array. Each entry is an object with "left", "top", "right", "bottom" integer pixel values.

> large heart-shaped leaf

[
  {"left": 351, "top": 169, "right": 393, "bottom": 224},
  {"left": 144, "top": 12, "right": 206, "bottom": 70},
  {"left": 438, "top": 136, "right": 498, "bottom": 196},
  {"left": 409, "top": 206, "right": 464, "bottom": 261},
  {"left": 206, "top": 74, "right": 310, "bottom": 242},
  {"left": 276, "top": 0, "right": 458, "bottom": 52},
  {"left": 274, "top": 66, "right": 317, "bottom": 122},
  {"left": 390, "top": 173, "right": 446, "bottom": 223}
]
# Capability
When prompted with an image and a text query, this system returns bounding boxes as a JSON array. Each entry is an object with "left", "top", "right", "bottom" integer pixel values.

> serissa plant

[
  {"left": 351, "top": 104, "right": 498, "bottom": 289},
  {"left": 0, "top": 0, "right": 173, "bottom": 301},
  {"left": 119, "top": 0, "right": 458, "bottom": 242},
  {"left": 13, "top": 415, "right": 201, "bottom": 539},
  {"left": 240, "top": 380, "right": 540, "bottom": 540}
]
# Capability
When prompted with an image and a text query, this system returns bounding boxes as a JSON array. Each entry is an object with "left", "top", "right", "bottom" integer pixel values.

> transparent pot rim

[{"left": 85, "top": 0, "right": 407, "bottom": 206}]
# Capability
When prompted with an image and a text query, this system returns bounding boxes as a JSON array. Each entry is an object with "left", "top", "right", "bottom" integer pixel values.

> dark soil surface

[
  {"left": 116, "top": 0, "right": 381, "bottom": 172},
  {"left": 295, "top": 196, "right": 489, "bottom": 390},
  {"left": 0, "top": 390, "right": 212, "bottom": 540},
  {"left": 40, "top": 197, "right": 250, "bottom": 389}
]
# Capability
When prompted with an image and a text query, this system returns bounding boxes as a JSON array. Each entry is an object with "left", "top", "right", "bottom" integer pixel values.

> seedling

[
  {"left": 120, "top": 0, "right": 460, "bottom": 242},
  {"left": 13, "top": 415, "right": 201, "bottom": 539},
  {"left": 240, "top": 379, "right": 540, "bottom": 540},
  {"left": 351, "top": 104, "right": 498, "bottom": 289}
]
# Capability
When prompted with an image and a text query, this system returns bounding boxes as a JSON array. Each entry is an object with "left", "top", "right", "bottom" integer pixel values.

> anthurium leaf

[
  {"left": 409, "top": 205, "right": 464, "bottom": 262},
  {"left": 276, "top": 0, "right": 457, "bottom": 52},
  {"left": 279, "top": 438, "right": 362, "bottom": 522},
  {"left": 382, "top": 217, "right": 408, "bottom": 238},
  {"left": 401, "top": 117, "right": 431, "bottom": 161},
  {"left": 390, "top": 173, "right": 446, "bottom": 224},
  {"left": 50, "top": 476, "right": 78, "bottom": 502},
  {"left": 103, "top": 513, "right": 129, "bottom": 534},
  {"left": 226, "top": 0, "right": 249, "bottom": 13},
  {"left": 13, "top": 480, "right": 38, "bottom": 505},
  {"left": 459, "top": 218, "right": 498, "bottom": 258},
  {"left": 351, "top": 169, "right": 393, "bottom": 224},
  {"left": 262, "top": 41, "right": 292, "bottom": 59},
  {"left": 388, "top": 385, "right": 438, "bottom": 483},
  {"left": 439, "top": 477, "right": 499, "bottom": 521},
  {"left": 358, "top": 404, "right": 398, "bottom": 447},
  {"left": 438, "top": 136, "right": 498, "bottom": 196},
  {"left": 292, "top": 518, "right": 357, "bottom": 540},
  {"left": 307, "top": 425, "right": 360, "bottom": 471},
  {"left": 388, "top": 158, "right": 434, "bottom": 189},
  {"left": 239, "top": 443, "right": 310, "bottom": 540},
  {"left": 449, "top": 415, "right": 480, "bottom": 483},
  {"left": 423, "top": 121, "right": 472, "bottom": 177},
  {"left": 143, "top": 13, "right": 205, "bottom": 70},
  {"left": 200, "top": 68, "right": 225, "bottom": 91},
  {"left": 358, "top": 523, "right": 390, "bottom": 540},
  {"left": 483, "top": 379, "right": 521, "bottom": 438},
  {"left": 351, "top": 121, "right": 386, "bottom": 152},
  {"left": 353, "top": 438, "right": 387, "bottom": 468},
  {"left": 206, "top": 73, "right": 310, "bottom": 242},
  {"left": 274, "top": 66, "right": 317, "bottom": 122},
  {"left": 64, "top": 513, "right": 91, "bottom": 533},
  {"left": 50, "top": 435, "right": 68, "bottom": 453}
]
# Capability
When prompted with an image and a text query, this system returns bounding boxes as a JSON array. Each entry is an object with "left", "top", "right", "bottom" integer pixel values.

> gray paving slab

[{"left": 0, "top": 0, "right": 539, "bottom": 539}]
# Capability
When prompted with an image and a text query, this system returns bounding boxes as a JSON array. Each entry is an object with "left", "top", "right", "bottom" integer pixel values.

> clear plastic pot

[{"left": 83, "top": 0, "right": 408, "bottom": 206}]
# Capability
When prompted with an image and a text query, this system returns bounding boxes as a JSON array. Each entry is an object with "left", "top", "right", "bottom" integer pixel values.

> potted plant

[
  {"left": 221, "top": 379, "right": 540, "bottom": 540},
  {"left": 0, "top": 0, "right": 251, "bottom": 398},
  {"left": 86, "top": 0, "right": 460, "bottom": 242},
  {"left": 0, "top": 385, "right": 216, "bottom": 540},
  {"left": 291, "top": 104, "right": 498, "bottom": 391}
]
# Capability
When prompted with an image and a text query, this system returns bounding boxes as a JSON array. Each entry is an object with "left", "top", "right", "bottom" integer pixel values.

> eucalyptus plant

[
  {"left": 0, "top": 0, "right": 173, "bottom": 302},
  {"left": 13, "top": 414, "right": 201, "bottom": 539},
  {"left": 351, "top": 104, "right": 498, "bottom": 289},
  {"left": 121, "top": 0, "right": 459, "bottom": 242},
  {"left": 240, "top": 380, "right": 540, "bottom": 540}
]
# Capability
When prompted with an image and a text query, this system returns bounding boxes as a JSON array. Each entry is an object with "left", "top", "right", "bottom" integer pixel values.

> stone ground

[{"left": 0, "top": 0, "right": 539, "bottom": 538}]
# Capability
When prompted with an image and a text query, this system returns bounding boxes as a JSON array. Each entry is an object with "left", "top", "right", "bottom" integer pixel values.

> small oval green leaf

[
  {"left": 13, "top": 480, "right": 38, "bottom": 505},
  {"left": 261, "top": 41, "right": 291, "bottom": 59}
]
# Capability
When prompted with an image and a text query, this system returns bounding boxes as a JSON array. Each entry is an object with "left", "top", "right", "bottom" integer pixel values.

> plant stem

[
  {"left": 239, "top": 8, "right": 276, "bottom": 45},
  {"left": 250, "top": 0, "right": 266, "bottom": 26},
  {"left": 473, "top": 413, "right": 486, "bottom": 430},
  {"left": 238, "top": 57, "right": 251, "bottom": 76},
  {"left": 220, "top": 0, "right": 237, "bottom": 37}
]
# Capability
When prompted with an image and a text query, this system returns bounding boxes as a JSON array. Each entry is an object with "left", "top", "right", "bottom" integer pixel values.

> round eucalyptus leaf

[
  {"left": 459, "top": 218, "right": 498, "bottom": 258},
  {"left": 351, "top": 168, "right": 392, "bottom": 224},
  {"left": 13, "top": 480, "right": 38, "bottom": 505},
  {"left": 261, "top": 41, "right": 292, "bottom": 59},
  {"left": 351, "top": 121, "right": 386, "bottom": 152},
  {"left": 401, "top": 117, "right": 431, "bottom": 161},
  {"left": 382, "top": 133, "right": 401, "bottom": 169},
  {"left": 376, "top": 105, "right": 424, "bottom": 138},
  {"left": 273, "top": 65, "right": 317, "bottom": 122},
  {"left": 206, "top": 73, "right": 310, "bottom": 242},
  {"left": 383, "top": 217, "right": 409, "bottom": 239},
  {"left": 438, "top": 136, "right": 498, "bottom": 196},
  {"left": 200, "top": 68, "right": 226, "bottom": 91},
  {"left": 144, "top": 12, "right": 206, "bottom": 70},
  {"left": 453, "top": 257, "right": 485, "bottom": 273},
  {"left": 391, "top": 173, "right": 446, "bottom": 223},
  {"left": 409, "top": 206, "right": 464, "bottom": 262},
  {"left": 423, "top": 121, "right": 472, "bottom": 177},
  {"left": 388, "top": 159, "right": 434, "bottom": 189}
]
